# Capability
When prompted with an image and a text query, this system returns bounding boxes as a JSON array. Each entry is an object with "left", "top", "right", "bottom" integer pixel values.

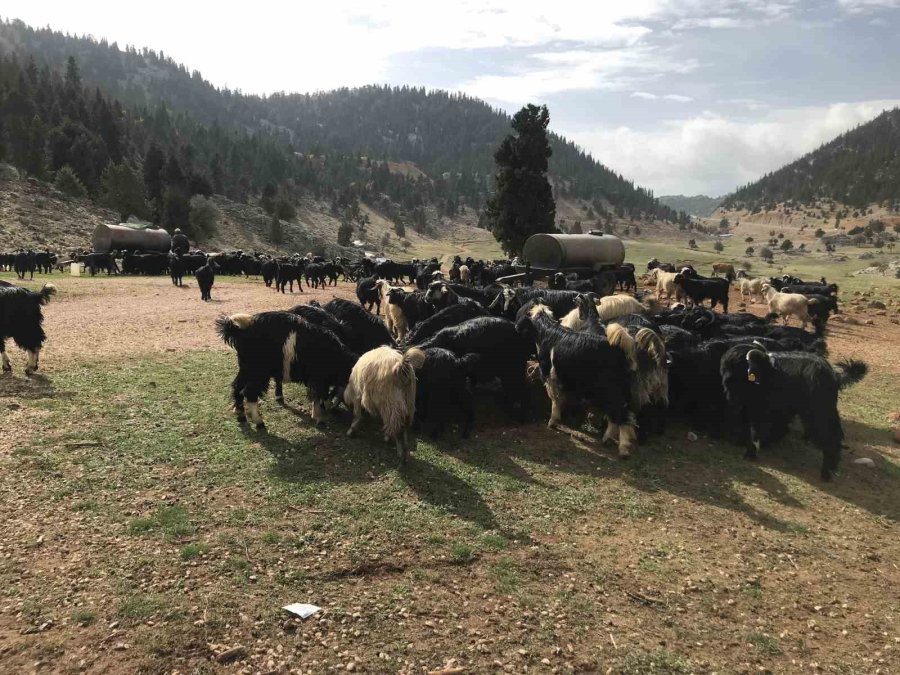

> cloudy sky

[{"left": 8, "top": 0, "right": 900, "bottom": 196}]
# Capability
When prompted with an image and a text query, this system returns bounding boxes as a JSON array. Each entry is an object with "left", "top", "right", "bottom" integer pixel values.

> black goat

[
  {"left": 277, "top": 263, "right": 304, "bottom": 293},
  {"left": 720, "top": 345, "right": 867, "bottom": 480},
  {"left": 195, "top": 259, "right": 217, "bottom": 301},
  {"left": 515, "top": 304, "right": 636, "bottom": 455},
  {"left": 673, "top": 273, "right": 730, "bottom": 313},
  {"left": 261, "top": 259, "right": 278, "bottom": 288},
  {"left": 0, "top": 283, "right": 56, "bottom": 375},
  {"left": 418, "top": 316, "right": 532, "bottom": 420},
  {"left": 404, "top": 302, "right": 488, "bottom": 345},
  {"left": 416, "top": 347, "right": 478, "bottom": 438},
  {"left": 356, "top": 276, "right": 381, "bottom": 313},
  {"left": 169, "top": 253, "right": 186, "bottom": 286},
  {"left": 318, "top": 298, "right": 395, "bottom": 353},
  {"left": 217, "top": 311, "right": 358, "bottom": 429}
]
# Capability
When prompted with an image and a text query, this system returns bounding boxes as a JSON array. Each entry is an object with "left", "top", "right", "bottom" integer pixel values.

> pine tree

[
  {"left": 101, "top": 162, "right": 149, "bottom": 221},
  {"left": 485, "top": 104, "right": 556, "bottom": 256},
  {"left": 54, "top": 165, "right": 87, "bottom": 198}
]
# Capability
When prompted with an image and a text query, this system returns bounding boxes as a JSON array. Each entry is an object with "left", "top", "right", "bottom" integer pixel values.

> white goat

[
  {"left": 761, "top": 283, "right": 810, "bottom": 328},
  {"left": 344, "top": 346, "right": 426, "bottom": 464},
  {"left": 374, "top": 279, "right": 407, "bottom": 339},
  {"left": 595, "top": 294, "right": 646, "bottom": 321}
]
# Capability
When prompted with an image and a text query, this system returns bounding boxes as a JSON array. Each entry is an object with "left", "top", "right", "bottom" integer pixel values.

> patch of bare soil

[{"left": 36, "top": 275, "right": 360, "bottom": 368}]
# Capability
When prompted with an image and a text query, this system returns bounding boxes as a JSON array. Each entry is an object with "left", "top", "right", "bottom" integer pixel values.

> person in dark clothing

[{"left": 171, "top": 228, "right": 190, "bottom": 255}]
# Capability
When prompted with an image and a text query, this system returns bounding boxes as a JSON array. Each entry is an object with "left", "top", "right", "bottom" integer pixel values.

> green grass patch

[
  {"left": 71, "top": 608, "right": 97, "bottom": 626},
  {"left": 620, "top": 648, "right": 693, "bottom": 674},
  {"left": 127, "top": 505, "right": 195, "bottom": 540},
  {"left": 118, "top": 593, "right": 163, "bottom": 621},
  {"left": 748, "top": 632, "right": 783, "bottom": 656},
  {"left": 179, "top": 543, "right": 209, "bottom": 560},
  {"left": 449, "top": 542, "right": 475, "bottom": 563}
]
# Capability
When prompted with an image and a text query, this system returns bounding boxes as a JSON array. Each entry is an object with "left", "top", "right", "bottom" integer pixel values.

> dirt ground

[{"left": 1, "top": 272, "right": 899, "bottom": 674}]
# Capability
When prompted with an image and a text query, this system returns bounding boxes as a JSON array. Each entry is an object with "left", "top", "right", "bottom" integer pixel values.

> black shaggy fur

[
  {"left": 319, "top": 298, "right": 395, "bottom": 353},
  {"left": 416, "top": 347, "right": 478, "bottom": 438},
  {"left": 673, "top": 273, "right": 730, "bottom": 313},
  {"left": 515, "top": 306, "right": 634, "bottom": 448},
  {"left": 195, "top": 259, "right": 216, "bottom": 301},
  {"left": 720, "top": 345, "right": 867, "bottom": 480},
  {"left": 0, "top": 283, "right": 56, "bottom": 375},
  {"left": 418, "top": 316, "right": 532, "bottom": 420},
  {"left": 216, "top": 311, "right": 358, "bottom": 429},
  {"left": 356, "top": 275, "right": 381, "bottom": 313},
  {"left": 404, "top": 302, "right": 488, "bottom": 345}
]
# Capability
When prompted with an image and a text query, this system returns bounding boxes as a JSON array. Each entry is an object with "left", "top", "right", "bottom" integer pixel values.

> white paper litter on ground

[
  {"left": 282, "top": 603, "right": 321, "bottom": 619},
  {"left": 852, "top": 457, "right": 876, "bottom": 467}
]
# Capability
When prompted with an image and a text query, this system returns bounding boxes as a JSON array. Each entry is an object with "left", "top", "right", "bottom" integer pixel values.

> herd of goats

[{"left": 1, "top": 246, "right": 864, "bottom": 481}]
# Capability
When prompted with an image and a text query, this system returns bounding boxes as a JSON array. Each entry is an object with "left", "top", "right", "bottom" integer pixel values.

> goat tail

[
  {"left": 215, "top": 313, "right": 254, "bottom": 348},
  {"left": 38, "top": 283, "right": 57, "bottom": 304},
  {"left": 835, "top": 359, "right": 867, "bottom": 389},
  {"left": 634, "top": 327, "right": 666, "bottom": 369},
  {"left": 606, "top": 323, "right": 637, "bottom": 369},
  {"left": 392, "top": 347, "right": 426, "bottom": 389},
  {"left": 403, "top": 347, "right": 427, "bottom": 371}
]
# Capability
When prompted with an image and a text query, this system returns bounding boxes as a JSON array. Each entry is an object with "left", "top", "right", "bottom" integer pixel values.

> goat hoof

[
  {"left": 24, "top": 368, "right": 34, "bottom": 377},
  {"left": 275, "top": 396, "right": 285, "bottom": 405},
  {"left": 2, "top": 364, "right": 10, "bottom": 373},
  {"left": 236, "top": 415, "right": 247, "bottom": 425},
  {"left": 255, "top": 423, "right": 267, "bottom": 432}
]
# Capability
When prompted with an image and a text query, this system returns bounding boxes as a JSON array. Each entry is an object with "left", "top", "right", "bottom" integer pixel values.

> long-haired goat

[
  {"left": 344, "top": 346, "right": 427, "bottom": 465},
  {"left": 0, "top": 283, "right": 56, "bottom": 375},
  {"left": 721, "top": 345, "right": 867, "bottom": 480},
  {"left": 216, "top": 311, "right": 358, "bottom": 429}
]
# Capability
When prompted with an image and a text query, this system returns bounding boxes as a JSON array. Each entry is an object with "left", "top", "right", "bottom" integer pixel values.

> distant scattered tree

[
  {"left": 570, "top": 220, "right": 583, "bottom": 234},
  {"left": 394, "top": 220, "right": 406, "bottom": 238},
  {"left": 275, "top": 197, "right": 296, "bottom": 221},
  {"left": 714, "top": 240, "right": 724, "bottom": 252},
  {"left": 719, "top": 217, "right": 729, "bottom": 229},
  {"left": 188, "top": 195, "right": 219, "bottom": 237},
  {"left": 101, "top": 162, "right": 148, "bottom": 221},
  {"left": 780, "top": 239, "right": 793, "bottom": 252},
  {"left": 688, "top": 238, "right": 697, "bottom": 249},
  {"left": 745, "top": 246, "right": 754, "bottom": 256},
  {"left": 485, "top": 104, "right": 556, "bottom": 256},
  {"left": 54, "top": 165, "right": 87, "bottom": 198},
  {"left": 380, "top": 233, "right": 390, "bottom": 249},
  {"left": 814, "top": 228, "right": 825, "bottom": 238},
  {"left": 760, "top": 246, "right": 774, "bottom": 261},
  {"left": 745, "top": 236, "right": 753, "bottom": 243},
  {"left": 269, "top": 213, "right": 284, "bottom": 245},
  {"left": 337, "top": 219, "right": 353, "bottom": 246}
]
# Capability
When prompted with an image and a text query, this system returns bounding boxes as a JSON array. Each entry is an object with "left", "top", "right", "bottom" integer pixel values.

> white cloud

[
  {"left": 461, "top": 47, "right": 698, "bottom": 103},
  {"left": 567, "top": 99, "right": 900, "bottom": 195},
  {"left": 836, "top": 0, "right": 900, "bottom": 13},
  {"left": 632, "top": 92, "right": 693, "bottom": 101}
]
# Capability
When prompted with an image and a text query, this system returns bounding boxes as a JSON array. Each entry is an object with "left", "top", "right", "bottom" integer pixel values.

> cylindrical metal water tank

[
  {"left": 523, "top": 233, "right": 625, "bottom": 270},
  {"left": 92, "top": 223, "right": 172, "bottom": 253}
]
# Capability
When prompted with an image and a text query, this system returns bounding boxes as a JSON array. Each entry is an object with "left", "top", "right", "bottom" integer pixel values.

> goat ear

[{"left": 442, "top": 286, "right": 448, "bottom": 294}]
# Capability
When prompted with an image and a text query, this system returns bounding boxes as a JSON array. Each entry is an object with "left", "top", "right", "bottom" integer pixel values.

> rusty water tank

[
  {"left": 523, "top": 233, "right": 625, "bottom": 270},
  {"left": 93, "top": 223, "right": 172, "bottom": 253}
]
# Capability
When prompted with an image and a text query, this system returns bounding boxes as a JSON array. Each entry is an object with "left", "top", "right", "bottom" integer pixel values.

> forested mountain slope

[
  {"left": 723, "top": 108, "right": 900, "bottom": 212},
  {"left": 0, "top": 17, "right": 685, "bottom": 230}
]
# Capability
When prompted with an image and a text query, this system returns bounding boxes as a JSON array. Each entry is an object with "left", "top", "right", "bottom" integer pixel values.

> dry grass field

[{"left": 1, "top": 261, "right": 899, "bottom": 674}]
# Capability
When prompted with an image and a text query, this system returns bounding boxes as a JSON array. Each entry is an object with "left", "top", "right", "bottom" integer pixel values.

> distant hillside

[
  {"left": 0, "top": 17, "right": 688, "bottom": 236},
  {"left": 723, "top": 108, "right": 900, "bottom": 211},
  {"left": 658, "top": 194, "right": 721, "bottom": 218}
]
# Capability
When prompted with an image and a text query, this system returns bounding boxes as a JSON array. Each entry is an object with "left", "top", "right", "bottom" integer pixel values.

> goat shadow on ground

[
  {"left": 0, "top": 372, "right": 56, "bottom": 400},
  {"left": 243, "top": 407, "right": 502, "bottom": 534}
]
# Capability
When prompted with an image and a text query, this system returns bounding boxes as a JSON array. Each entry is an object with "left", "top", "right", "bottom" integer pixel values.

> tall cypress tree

[{"left": 485, "top": 104, "right": 556, "bottom": 256}]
